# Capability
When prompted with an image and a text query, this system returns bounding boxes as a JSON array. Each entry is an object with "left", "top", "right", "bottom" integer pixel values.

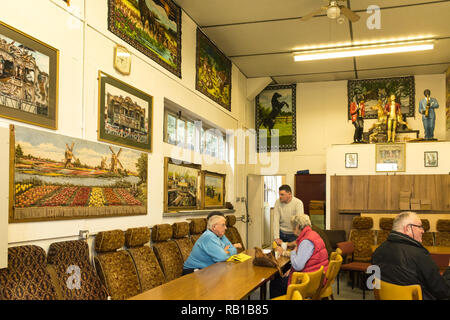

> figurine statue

[
  {"left": 385, "top": 94, "right": 401, "bottom": 143},
  {"left": 369, "top": 99, "right": 387, "bottom": 143},
  {"left": 418, "top": 89, "right": 439, "bottom": 140},
  {"left": 350, "top": 96, "right": 365, "bottom": 143}
]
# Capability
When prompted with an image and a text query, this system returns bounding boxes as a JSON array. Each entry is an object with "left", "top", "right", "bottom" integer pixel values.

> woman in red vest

[{"left": 269, "top": 214, "right": 329, "bottom": 299}]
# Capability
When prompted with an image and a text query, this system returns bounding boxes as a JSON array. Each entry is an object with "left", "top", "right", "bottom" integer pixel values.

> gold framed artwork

[
  {"left": 201, "top": 171, "right": 226, "bottom": 209},
  {"left": 0, "top": 20, "right": 59, "bottom": 130},
  {"left": 10, "top": 125, "right": 148, "bottom": 222},
  {"left": 375, "top": 143, "right": 406, "bottom": 172},
  {"left": 98, "top": 71, "right": 152, "bottom": 152},
  {"left": 164, "top": 157, "right": 201, "bottom": 212},
  {"left": 345, "top": 153, "right": 358, "bottom": 168},
  {"left": 113, "top": 44, "right": 131, "bottom": 75}
]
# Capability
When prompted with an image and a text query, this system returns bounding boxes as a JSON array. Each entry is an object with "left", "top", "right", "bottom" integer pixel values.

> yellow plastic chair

[
  {"left": 272, "top": 273, "right": 310, "bottom": 300},
  {"left": 374, "top": 279, "right": 423, "bottom": 300},
  {"left": 292, "top": 265, "right": 325, "bottom": 300},
  {"left": 330, "top": 248, "right": 342, "bottom": 261},
  {"left": 317, "top": 253, "right": 343, "bottom": 300}
]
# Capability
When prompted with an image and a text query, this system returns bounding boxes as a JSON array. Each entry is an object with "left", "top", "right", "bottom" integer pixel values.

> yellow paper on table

[{"left": 227, "top": 253, "right": 252, "bottom": 262}]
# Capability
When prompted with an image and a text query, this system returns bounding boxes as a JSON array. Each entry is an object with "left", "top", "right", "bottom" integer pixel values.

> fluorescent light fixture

[{"left": 293, "top": 41, "right": 434, "bottom": 62}]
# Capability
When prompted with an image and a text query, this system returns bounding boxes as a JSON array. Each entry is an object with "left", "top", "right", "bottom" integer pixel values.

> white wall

[{"left": 1, "top": 0, "right": 249, "bottom": 256}]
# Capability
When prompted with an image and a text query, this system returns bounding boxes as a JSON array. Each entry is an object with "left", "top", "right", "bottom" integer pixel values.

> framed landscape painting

[
  {"left": 0, "top": 20, "right": 58, "bottom": 130},
  {"left": 348, "top": 76, "right": 415, "bottom": 120},
  {"left": 255, "top": 84, "right": 296, "bottom": 152},
  {"left": 196, "top": 28, "right": 231, "bottom": 111},
  {"left": 10, "top": 125, "right": 148, "bottom": 222},
  {"left": 375, "top": 143, "right": 406, "bottom": 172},
  {"left": 98, "top": 71, "right": 152, "bottom": 152},
  {"left": 201, "top": 171, "right": 225, "bottom": 209},
  {"left": 108, "top": 0, "right": 182, "bottom": 78},
  {"left": 164, "top": 157, "right": 201, "bottom": 212}
]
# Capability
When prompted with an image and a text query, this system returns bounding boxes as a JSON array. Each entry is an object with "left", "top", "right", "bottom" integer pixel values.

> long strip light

[{"left": 293, "top": 40, "right": 434, "bottom": 62}]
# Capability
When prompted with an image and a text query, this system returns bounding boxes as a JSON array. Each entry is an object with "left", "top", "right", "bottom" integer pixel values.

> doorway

[{"left": 246, "top": 174, "right": 285, "bottom": 249}]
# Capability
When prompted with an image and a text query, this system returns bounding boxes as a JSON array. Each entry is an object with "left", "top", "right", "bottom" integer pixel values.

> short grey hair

[
  {"left": 392, "top": 211, "right": 419, "bottom": 232},
  {"left": 290, "top": 214, "right": 311, "bottom": 231},
  {"left": 207, "top": 215, "right": 226, "bottom": 230}
]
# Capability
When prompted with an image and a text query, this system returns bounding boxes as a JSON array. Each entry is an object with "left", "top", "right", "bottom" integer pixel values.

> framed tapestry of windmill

[
  {"left": 255, "top": 84, "right": 297, "bottom": 152},
  {"left": 98, "top": 71, "right": 153, "bottom": 152}
]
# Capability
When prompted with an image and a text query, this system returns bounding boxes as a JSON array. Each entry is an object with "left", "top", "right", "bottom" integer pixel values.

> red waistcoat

[{"left": 287, "top": 226, "right": 329, "bottom": 285}]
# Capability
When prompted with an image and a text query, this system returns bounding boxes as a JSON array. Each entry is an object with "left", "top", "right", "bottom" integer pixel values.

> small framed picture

[
  {"left": 424, "top": 151, "right": 438, "bottom": 167},
  {"left": 345, "top": 153, "right": 358, "bottom": 168},
  {"left": 375, "top": 143, "right": 406, "bottom": 172}
]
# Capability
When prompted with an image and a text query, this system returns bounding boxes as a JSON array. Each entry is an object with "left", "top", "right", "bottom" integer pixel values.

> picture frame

[
  {"left": 98, "top": 71, "right": 153, "bottom": 152},
  {"left": 0, "top": 20, "right": 59, "bottom": 130},
  {"left": 113, "top": 44, "right": 132, "bottom": 75},
  {"left": 10, "top": 125, "right": 148, "bottom": 222},
  {"left": 164, "top": 157, "right": 201, "bottom": 212},
  {"left": 348, "top": 76, "right": 415, "bottom": 120},
  {"left": 375, "top": 143, "right": 406, "bottom": 172},
  {"left": 345, "top": 153, "right": 358, "bottom": 168},
  {"left": 196, "top": 28, "right": 232, "bottom": 111},
  {"left": 255, "top": 84, "right": 296, "bottom": 152},
  {"left": 108, "top": 0, "right": 182, "bottom": 78},
  {"left": 424, "top": 151, "right": 438, "bottom": 167},
  {"left": 201, "top": 171, "right": 226, "bottom": 209}
]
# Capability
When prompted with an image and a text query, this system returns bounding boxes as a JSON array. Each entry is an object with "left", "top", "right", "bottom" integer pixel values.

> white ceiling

[{"left": 174, "top": 0, "right": 450, "bottom": 83}]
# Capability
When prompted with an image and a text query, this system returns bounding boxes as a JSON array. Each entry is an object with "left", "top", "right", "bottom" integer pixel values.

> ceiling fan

[{"left": 301, "top": 0, "right": 360, "bottom": 23}]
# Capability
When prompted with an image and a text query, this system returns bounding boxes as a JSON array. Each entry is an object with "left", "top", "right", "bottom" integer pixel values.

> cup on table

[{"left": 281, "top": 242, "right": 287, "bottom": 251}]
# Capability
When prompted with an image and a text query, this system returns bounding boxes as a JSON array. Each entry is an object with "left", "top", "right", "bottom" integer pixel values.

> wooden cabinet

[{"left": 295, "top": 174, "right": 326, "bottom": 215}]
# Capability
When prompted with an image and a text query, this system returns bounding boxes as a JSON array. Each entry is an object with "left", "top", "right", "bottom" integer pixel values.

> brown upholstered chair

[
  {"left": 421, "top": 219, "right": 434, "bottom": 246},
  {"left": 189, "top": 218, "right": 207, "bottom": 245},
  {"left": 224, "top": 215, "right": 245, "bottom": 252},
  {"left": 435, "top": 219, "right": 450, "bottom": 246},
  {"left": 311, "top": 224, "right": 333, "bottom": 258},
  {"left": 348, "top": 216, "right": 375, "bottom": 262},
  {"left": 125, "top": 227, "right": 166, "bottom": 292},
  {"left": 47, "top": 240, "right": 109, "bottom": 300},
  {"left": 151, "top": 224, "right": 184, "bottom": 282},
  {"left": 0, "top": 245, "right": 58, "bottom": 300},
  {"left": 172, "top": 222, "right": 194, "bottom": 261},
  {"left": 376, "top": 218, "right": 393, "bottom": 245},
  {"left": 93, "top": 229, "right": 141, "bottom": 300}
]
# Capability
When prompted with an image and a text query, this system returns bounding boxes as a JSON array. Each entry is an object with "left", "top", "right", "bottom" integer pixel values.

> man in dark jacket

[{"left": 372, "top": 211, "right": 450, "bottom": 300}]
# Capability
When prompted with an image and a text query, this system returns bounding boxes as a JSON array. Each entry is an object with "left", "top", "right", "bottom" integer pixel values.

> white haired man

[
  {"left": 372, "top": 211, "right": 450, "bottom": 300},
  {"left": 183, "top": 212, "right": 241, "bottom": 275}
]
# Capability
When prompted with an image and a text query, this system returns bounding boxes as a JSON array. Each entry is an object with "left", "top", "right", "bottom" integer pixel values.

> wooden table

[{"left": 129, "top": 249, "right": 289, "bottom": 300}]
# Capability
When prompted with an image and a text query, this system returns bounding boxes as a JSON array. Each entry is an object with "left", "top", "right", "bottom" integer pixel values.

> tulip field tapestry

[{"left": 9, "top": 125, "right": 148, "bottom": 222}]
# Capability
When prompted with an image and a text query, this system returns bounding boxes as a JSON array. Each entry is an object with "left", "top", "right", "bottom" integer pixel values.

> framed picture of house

[
  {"left": 0, "top": 20, "right": 59, "bottom": 130},
  {"left": 255, "top": 84, "right": 296, "bottom": 152},
  {"left": 201, "top": 171, "right": 226, "bottom": 209},
  {"left": 345, "top": 153, "right": 358, "bottom": 168},
  {"left": 98, "top": 71, "right": 152, "bottom": 152},
  {"left": 164, "top": 157, "right": 201, "bottom": 212},
  {"left": 348, "top": 76, "right": 415, "bottom": 120},
  {"left": 196, "top": 28, "right": 231, "bottom": 111},
  {"left": 424, "top": 151, "right": 438, "bottom": 167},
  {"left": 108, "top": 0, "right": 182, "bottom": 78},
  {"left": 10, "top": 125, "right": 148, "bottom": 222},
  {"left": 375, "top": 143, "right": 406, "bottom": 172}
]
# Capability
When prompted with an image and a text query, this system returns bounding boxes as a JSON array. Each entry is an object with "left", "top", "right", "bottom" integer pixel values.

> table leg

[{"left": 260, "top": 283, "right": 267, "bottom": 300}]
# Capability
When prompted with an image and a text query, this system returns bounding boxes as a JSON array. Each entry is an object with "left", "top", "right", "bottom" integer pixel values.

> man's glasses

[{"left": 408, "top": 224, "right": 424, "bottom": 231}]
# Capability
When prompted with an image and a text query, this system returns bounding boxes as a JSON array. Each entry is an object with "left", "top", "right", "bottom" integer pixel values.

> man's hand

[
  {"left": 224, "top": 245, "right": 230, "bottom": 254},
  {"left": 275, "top": 238, "right": 283, "bottom": 246},
  {"left": 233, "top": 243, "right": 242, "bottom": 249}
]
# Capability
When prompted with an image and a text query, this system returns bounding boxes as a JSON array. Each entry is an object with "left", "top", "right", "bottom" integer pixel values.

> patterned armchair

[
  {"left": 376, "top": 218, "right": 393, "bottom": 245},
  {"left": 421, "top": 219, "right": 434, "bottom": 246},
  {"left": 348, "top": 217, "right": 375, "bottom": 262},
  {"left": 172, "top": 222, "right": 194, "bottom": 262},
  {"left": 224, "top": 215, "right": 245, "bottom": 252},
  {"left": 0, "top": 245, "right": 58, "bottom": 300},
  {"left": 47, "top": 240, "right": 109, "bottom": 300},
  {"left": 124, "top": 227, "right": 166, "bottom": 292},
  {"left": 189, "top": 218, "right": 207, "bottom": 245},
  {"left": 435, "top": 219, "right": 450, "bottom": 246},
  {"left": 151, "top": 224, "right": 184, "bottom": 282},
  {"left": 93, "top": 229, "right": 141, "bottom": 300}
]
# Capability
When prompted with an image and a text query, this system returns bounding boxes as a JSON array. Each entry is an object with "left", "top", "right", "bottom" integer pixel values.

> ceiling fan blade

[
  {"left": 340, "top": 6, "right": 360, "bottom": 22},
  {"left": 300, "top": 8, "right": 325, "bottom": 22}
]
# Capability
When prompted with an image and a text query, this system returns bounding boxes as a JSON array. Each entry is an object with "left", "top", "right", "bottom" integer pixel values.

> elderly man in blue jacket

[
  {"left": 419, "top": 89, "right": 439, "bottom": 140},
  {"left": 183, "top": 213, "right": 241, "bottom": 275}
]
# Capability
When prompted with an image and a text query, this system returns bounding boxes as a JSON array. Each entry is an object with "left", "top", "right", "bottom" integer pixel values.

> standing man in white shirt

[{"left": 273, "top": 184, "right": 305, "bottom": 246}]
